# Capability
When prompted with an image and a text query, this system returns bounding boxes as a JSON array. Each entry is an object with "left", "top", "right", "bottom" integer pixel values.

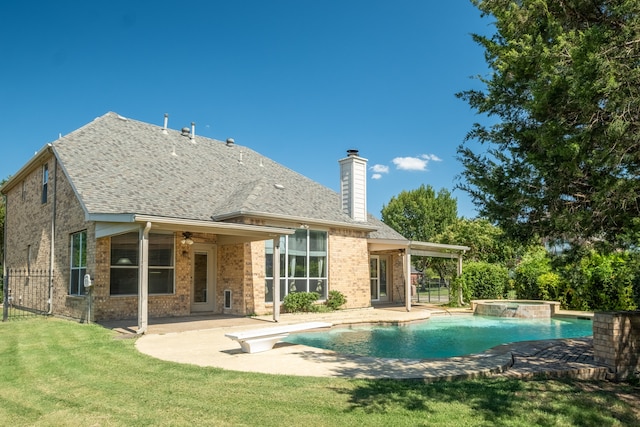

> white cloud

[
  {"left": 370, "top": 164, "right": 389, "bottom": 174},
  {"left": 422, "top": 153, "right": 442, "bottom": 162},
  {"left": 392, "top": 156, "right": 428, "bottom": 171},
  {"left": 392, "top": 154, "right": 443, "bottom": 171},
  {"left": 370, "top": 164, "right": 389, "bottom": 180}
]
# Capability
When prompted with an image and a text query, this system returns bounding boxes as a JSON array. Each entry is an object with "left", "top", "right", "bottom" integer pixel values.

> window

[
  {"left": 70, "top": 231, "right": 87, "bottom": 295},
  {"left": 369, "top": 255, "right": 388, "bottom": 301},
  {"left": 110, "top": 232, "right": 175, "bottom": 295},
  {"left": 265, "top": 229, "right": 327, "bottom": 302},
  {"left": 41, "top": 163, "right": 49, "bottom": 204}
]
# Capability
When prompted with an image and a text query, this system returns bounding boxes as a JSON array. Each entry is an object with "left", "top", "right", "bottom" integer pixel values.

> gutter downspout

[
  {"left": 137, "top": 222, "right": 151, "bottom": 334},
  {"left": 48, "top": 156, "right": 58, "bottom": 315},
  {"left": 2, "top": 193, "right": 7, "bottom": 322}
]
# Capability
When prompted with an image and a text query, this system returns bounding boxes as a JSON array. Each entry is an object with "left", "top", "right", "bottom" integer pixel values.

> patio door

[
  {"left": 191, "top": 244, "right": 216, "bottom": 312},
  {"left": 370, "top": 255, "right": 388, "bottom": 302}
]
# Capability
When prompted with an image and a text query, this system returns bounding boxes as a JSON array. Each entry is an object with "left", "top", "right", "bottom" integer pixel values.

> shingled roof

[{"left": 48, "top": 112, "right": 405, "bottom": 240}]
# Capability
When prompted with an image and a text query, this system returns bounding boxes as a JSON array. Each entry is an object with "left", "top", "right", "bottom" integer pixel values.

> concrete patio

[{"left": 101, "top": 304, "right": 609, "bottom": 381}]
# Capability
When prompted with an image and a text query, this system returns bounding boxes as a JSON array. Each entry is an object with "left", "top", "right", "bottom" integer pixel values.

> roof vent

[
  {"left": 346, "top": 149, "right": 359, "bottom": 157},
  {"left": 190, "top": 122, "right": 195, "bottom": 141},
  {"left": 181, "top": 127, "right": 190, "bottom": 136},
  {"left": 226, "top": 138, "right": 235, "bottom": 147},
  {"left": 162, "top": 113, "right": 169, "bottom": 134}
]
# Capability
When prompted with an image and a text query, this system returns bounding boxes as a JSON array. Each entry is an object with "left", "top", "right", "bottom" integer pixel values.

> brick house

[{"left": 1, "top": 112, "right": 467, "bottom": 330}]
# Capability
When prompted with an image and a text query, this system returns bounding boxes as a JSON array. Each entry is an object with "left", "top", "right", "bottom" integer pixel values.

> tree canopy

[
  {"left": 457, "top": 0, "right": 640, "bottom": 249},
  {"left": 381, "top": 185, "right": 458, "bottom": 281},
  {"left": 436, "top": 218, "right": 526, "bottom": 266},
  {"left": 381, "top": 184, "right": 457, "bottom": 242}
]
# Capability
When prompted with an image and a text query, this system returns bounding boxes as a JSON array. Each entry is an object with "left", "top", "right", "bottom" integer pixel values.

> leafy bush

[
  {"left": 456, "top": 261, "right": 509, "bottom": 303},
  {"left": 560, "top": 250, "right": 637, "bottom": 311},
  {"left": 536, "top": 272, "right": 562, "bottom": 301},
  {"left": 282, "top": 292, "right": 319, "bottom": 313},
  {"left": 325, "top": 290, "right": 347, "bottom": 310},
  {"left": 514, "top": 246, "right": 554, "bottom": 299}
]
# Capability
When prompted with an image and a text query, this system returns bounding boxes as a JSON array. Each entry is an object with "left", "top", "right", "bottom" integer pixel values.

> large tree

[
  {"left": 436, "top": 218, "right": 528, "bottom": 267},
  {"left": 381, "top": 185, "right": 457, "bottom": 278},
  {"left": 457, "top": 0, "right": 640, "bottom": 248},
  {"left": 381, "top": 184, "right": 457, "bottom": 243}
]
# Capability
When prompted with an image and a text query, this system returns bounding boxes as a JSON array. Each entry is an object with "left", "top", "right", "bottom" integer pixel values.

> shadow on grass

[{"left": 336, "top": 377, "right": 639, "bottom": 426}]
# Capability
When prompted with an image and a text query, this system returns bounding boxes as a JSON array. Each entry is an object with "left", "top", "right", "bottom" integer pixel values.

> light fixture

[{"left": 181, "top": 232, "right": 194, "bottom": 245}]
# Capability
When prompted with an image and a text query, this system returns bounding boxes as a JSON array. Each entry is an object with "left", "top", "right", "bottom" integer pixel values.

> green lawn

[{"left": 1, "top": 318, "right": 638, "bottom": 426}]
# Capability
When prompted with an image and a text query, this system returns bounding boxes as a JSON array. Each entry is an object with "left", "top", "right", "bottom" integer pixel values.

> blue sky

[{"left": 0, "top": 1, "right": 492, "bottom": 219}]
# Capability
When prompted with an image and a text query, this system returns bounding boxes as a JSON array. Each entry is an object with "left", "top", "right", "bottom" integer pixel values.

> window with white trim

[
  {"left": 265, "top": 229, "right": 327, "bottom": 302},
  {"left": 69, "top": 230, "right": 87, "bottom": 295},
  {"left": 110, "top": 232, "right": 175, "bottom": 295}
]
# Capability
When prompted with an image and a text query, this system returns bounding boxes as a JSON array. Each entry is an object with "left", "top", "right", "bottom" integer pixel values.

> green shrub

[
  {"left": 325, "top": 290, "right": 347, "bottom": 310},
  {"left": 282, "top": 292, "right": 319, "bottom": 313},
  {"left": 561, "top": 250, "right": 637, "bottom": 311},
  {"left": 456, "top": 261, "right": 509, "bottom": 302},
  {"left": 514, "top": 246, "right": 553, "bottom": 299},
  {"left": 536, "top": 271, "right": 562, "bottom": 301}
]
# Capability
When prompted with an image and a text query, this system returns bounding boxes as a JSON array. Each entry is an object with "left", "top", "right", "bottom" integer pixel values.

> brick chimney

[{"left": 339, "top": 149, "right": 367, "bottom": 222}]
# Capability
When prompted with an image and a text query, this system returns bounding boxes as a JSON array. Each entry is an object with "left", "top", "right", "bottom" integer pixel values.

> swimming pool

[{"left": 284, "top": 315, "right": 593, "bottom": 359}]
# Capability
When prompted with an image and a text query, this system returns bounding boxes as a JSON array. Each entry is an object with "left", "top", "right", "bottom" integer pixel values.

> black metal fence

[
  {"left": 413, "top": 278, "right": 450, "bottom": 303},
  {"left": 2, "top": 269, "right": 51, "bottom": 321}
]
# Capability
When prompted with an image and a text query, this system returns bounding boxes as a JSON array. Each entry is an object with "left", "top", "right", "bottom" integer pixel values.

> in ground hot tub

[{"left": 471, "top": 300, "right": 560, "bottom": 318}]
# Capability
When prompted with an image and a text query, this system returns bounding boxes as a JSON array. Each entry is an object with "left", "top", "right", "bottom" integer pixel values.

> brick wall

[
  {"left": 93, "top": 233, "right": 217, "bottom": 321},
  {"left": 247, "top": 228, "right": 374, "bottom": 316},
  {"left": 246, "top": 241, "right": 266, "bottom": 315},
  {"left": 4, "top": 156, "right": 55, "bottom": 271},
  {"left": 328, "top": 228, "right": 371, "bottom": 309},
  {"left": 54, "top": 161, "right": 95, "bottom": 321},
  {"left": 593, "top": 311, "right": 640, "bottom": 380},
  {"left": 4, "top": 155, "right": 95, "bottom": 320},
  {"left": 217, "top": 243, "right": 246, "bottom": 315},
  {"left": 4, "top": 156, "right": 384, "bottom": 320},
  {"left": 390, "top": 254, "right": 404, "bottom": 302}
]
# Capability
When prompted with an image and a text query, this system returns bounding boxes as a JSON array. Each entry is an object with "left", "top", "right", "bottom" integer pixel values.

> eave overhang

[
  {"left": 0, "top": 144, "right": 53, "bottom": 194},
  {"left": 211, "top": 211, "right": 378, "bottom": 232},
  {"left": 91, "top": 214, "right": 295, "bottom": 244},
  {"left": 368, "top": 238, "right": 469, "bottom": 258}
]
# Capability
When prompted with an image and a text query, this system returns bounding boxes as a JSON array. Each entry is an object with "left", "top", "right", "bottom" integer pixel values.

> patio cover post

[
  {"left": 405, "top": 250, "right": 412, "bottom": 311},
  {"left": 457, "top": 252, "right": 464, "bottom": 306},
  {"left": 272, "top": 237, "right": 281, "bottom": 322},
  {"left": 137, "top": 222, "right": 151, "bottom": 334}
]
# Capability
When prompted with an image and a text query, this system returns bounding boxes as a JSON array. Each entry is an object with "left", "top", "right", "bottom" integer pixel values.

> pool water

[{"left": 284, "top": 315, "right": 593, "bottom": 359}]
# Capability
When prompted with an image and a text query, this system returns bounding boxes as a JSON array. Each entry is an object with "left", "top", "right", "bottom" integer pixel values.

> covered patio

[{"left": 368, "top": 240, "right": 470, "bottom": 311}]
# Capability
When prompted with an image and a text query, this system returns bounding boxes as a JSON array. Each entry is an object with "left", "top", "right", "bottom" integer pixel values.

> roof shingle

[{"left": 52, "top": 112, "right": 406, "bottom": 240}]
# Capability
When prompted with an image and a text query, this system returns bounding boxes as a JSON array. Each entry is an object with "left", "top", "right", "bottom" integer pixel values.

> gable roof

[{"left": 30, "top": 112, "right": 405, "bottom": 240}]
